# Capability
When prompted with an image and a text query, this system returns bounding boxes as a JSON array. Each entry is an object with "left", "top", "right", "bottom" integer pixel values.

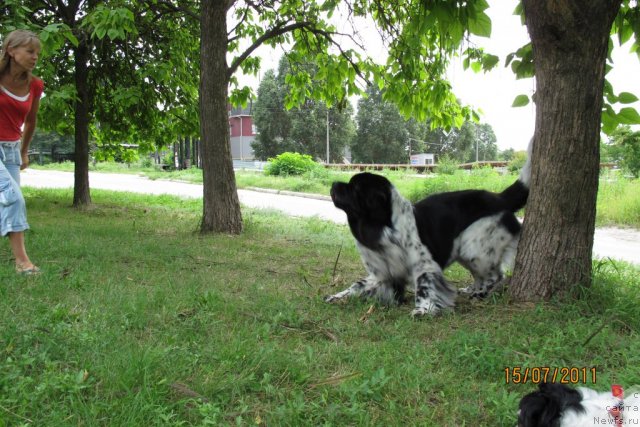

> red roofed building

[{"left": 228, "top": 102, "right": 257, "bottom": 160}]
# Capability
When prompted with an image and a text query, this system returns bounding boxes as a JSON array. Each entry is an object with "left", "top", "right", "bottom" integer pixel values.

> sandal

[{"left": 16, "top": 265, "right": 41, "bottom": 276}]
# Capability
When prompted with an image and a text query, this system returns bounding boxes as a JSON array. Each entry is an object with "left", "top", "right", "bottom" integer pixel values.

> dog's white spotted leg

[
  {"left": 468, "top": 273, "right": 504, "bottom": 300},
  {"left": 411, "top": 271, "right": 457, "bottom": 318},
  {"left": 324, "top": 276, "right": 378, "bottom": 303},
  {"left": 459, "top": 276, "right": 489, "bottom": 298},
  {"left": 458, "top": 281, "right": 480, "bottom": 296}
]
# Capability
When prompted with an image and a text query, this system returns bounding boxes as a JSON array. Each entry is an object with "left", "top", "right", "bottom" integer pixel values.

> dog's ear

[
  {"left": 517, "top": 383, "right": 583, "bottom": 427},
  {"left": 517, "top": 390, "right": 563, "bottom": 427},
  {"left": 364, "top": 186, "right": 390, "bottom": 214}
]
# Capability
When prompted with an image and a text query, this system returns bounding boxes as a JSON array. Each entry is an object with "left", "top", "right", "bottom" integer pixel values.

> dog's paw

[
  {"left": 469, "top": 291, "right": 489, "bottom": 300},
  {"left": 324, "top": 294, "right": 341, "bottom": 303},
  {"left": 459, "top": 287, "right": 489, "bottom": 300},
  {"left": 458, "top": 286, "right": 473, "bottom": 295},
  {"left": 410, "top": 304, "right": 438, "bottom": 318}
]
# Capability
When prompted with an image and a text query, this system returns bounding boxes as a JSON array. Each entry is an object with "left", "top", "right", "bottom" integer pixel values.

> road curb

[{"left": 246, "top": 187, "right": 332, "bottom": 201}]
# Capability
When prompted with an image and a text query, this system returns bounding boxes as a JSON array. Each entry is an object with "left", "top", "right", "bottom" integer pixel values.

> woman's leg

[
  {"left": 1, "top": 143, "right": 37, "bottom": 271},
  {"left": 8, "top": 231, "right": 34, "bottom": 268}
]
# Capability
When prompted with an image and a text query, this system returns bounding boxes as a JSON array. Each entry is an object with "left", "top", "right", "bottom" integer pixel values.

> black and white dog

[
  {"left": 518, "top": 382, "right": 640, "bottom": 426},
  {"left": 325, "top": 148, "right": 531, "bottom": 317}
]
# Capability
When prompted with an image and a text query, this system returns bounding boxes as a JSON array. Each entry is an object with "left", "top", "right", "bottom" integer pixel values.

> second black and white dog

[
  {"left": 518, "top": 382, "right": 640, "bottom": 426},
  {"left": 325, "top": 148, "right": 531, "bottom": 317}
]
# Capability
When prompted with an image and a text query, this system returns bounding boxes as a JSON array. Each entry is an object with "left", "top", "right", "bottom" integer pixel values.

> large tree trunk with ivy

[
  {"left": 199, "top": 1, "right": 243, "bottom": 234},
  {"left": 73, "top": 35, "right": 92, "bottom": 207},
  {"left": 510, "top": 0, "right": 621, "bottom": 300}
]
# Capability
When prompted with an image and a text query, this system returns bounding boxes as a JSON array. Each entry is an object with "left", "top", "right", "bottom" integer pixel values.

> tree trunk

[
  {"left": 185, "top": 136, "right": 192, "bottom": 169},
  {"left": 73, "top": 36, "right": 92, "bottom": 207},
  {"left": 193, "top": 138, "right": 200, "bottom": 168},
  {"left": 510, "top": 0, "right": 621, "bottom": 300},
  {"left": 199, "top": 1, "right": 242, "bottom": 234}
]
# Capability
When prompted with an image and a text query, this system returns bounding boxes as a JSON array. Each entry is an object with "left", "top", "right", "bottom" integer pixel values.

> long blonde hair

[{"left": 0, "top": 29, "right": 41, "bottom": 80}]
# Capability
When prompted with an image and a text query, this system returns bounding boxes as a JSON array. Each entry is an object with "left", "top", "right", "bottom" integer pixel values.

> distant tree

[
  {"left": 252, "top": 70, "right": 294, "bottom": 159},
  {"left": 470, "top": 123, "right": 498, "bottom": 162},
  {"left": 444, "top": 121, "right": 476, "bottom": 162},
  {"left": 605, "top": 125, "right": 640, "bottom": 177},
  {"left": 422, "top": 121, "right": 497, "bottom": 163},
  {"left": 500, "top": 148, "right": 516, "bottom": 162},
  {"left": 288, "top": 101, "right": 355, "bottom": 163},
  {"left": 352, "top": 86, "right": 410, "bottom": 164},
  {"left": 2, "top": 0, "right": 200, "bottom": 207},
  {"left": 252, "top": 58, "right": 355, "bottom": 162}
]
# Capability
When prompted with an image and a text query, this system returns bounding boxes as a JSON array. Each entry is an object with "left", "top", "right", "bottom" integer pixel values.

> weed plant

[{"left": 1, "top": 189, "right": 639, "bottom": 426}]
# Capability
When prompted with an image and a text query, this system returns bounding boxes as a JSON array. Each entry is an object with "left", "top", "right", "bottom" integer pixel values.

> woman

[{"left": 0, "top": 29, "right": 44, "bottom": 275}]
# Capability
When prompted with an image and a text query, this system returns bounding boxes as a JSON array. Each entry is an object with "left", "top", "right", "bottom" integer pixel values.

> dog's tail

[{"left": 500, "top": 137, "right": 532, "bottom": 212}]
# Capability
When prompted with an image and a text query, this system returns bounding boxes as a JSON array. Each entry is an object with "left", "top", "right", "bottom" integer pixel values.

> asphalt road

[{"left": 21, "top": 169, "right": 640, "bottom": 265}]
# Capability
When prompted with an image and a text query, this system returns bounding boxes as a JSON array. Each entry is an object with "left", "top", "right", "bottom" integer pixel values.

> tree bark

[
  {"left": 510, "top": 0, "right": 621, "bottom": 300},
  {"left": 199, "top": 1, "right": 243, "bottom": 234},
  {"left": 185, "top": 136, "right": 192, "bottom": 169},
  {"left": 73, "top": 35, "right": 92, "bottom": 207}
]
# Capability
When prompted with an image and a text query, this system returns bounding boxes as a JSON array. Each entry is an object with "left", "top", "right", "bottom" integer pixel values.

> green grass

[
  {"left": 597, "top": 171, "right": 640, "bottom": 227},
  {"left": 1, "top": 189, "right": 639, "bottom": 426},
  {"left": 32, "top": 161, "right": 640, "bottom": 227}
]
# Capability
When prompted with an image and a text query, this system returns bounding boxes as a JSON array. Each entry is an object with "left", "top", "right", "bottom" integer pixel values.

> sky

[{"left": 236, "top": 0, "right": 640, "bottom": 152}]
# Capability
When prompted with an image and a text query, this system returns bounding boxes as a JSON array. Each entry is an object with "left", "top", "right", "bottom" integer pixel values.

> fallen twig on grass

[
  {"left": 359, "top": 305, "right": 376, "bottom": 322},
  {"left": 0, "top": 403, "right": 34, "bottom": 423},
  {"left": 331, "top": 243, "right": 343, "bottom": 285},
  {"left": 169, "top": 382, "right": 209, "bottom": 402},
  {"left": 308, "top": 372, "right": 362, "bottom": 389}
]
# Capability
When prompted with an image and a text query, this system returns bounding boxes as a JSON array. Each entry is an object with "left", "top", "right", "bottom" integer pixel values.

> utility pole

[
  {"left": 475, "top": 124, "right": 479, "bottom": 163},
  {"left": 326, "top": 109, "right": 330, "bottom": 164}
]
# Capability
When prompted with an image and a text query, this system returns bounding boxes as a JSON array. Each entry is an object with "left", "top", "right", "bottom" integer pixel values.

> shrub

[
  {"left": 435, "top": 155, "right": 458, "bottom": 175},
  {"left": 265, "top": 152, "right": 321, "bottom": 176},
  {"left": 507, "top": 151, "right": 527, "bottom": 173},
  {"left": 605, "top": 126, "right": 640, "bottom": 178},
  {"left": 140, "top": 157, "right": 154, "bottom": 169}
]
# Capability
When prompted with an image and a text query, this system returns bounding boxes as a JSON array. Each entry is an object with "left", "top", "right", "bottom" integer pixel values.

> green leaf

[
  {"left": 601, "top": 108, "right": 619, "bottom": 135},
  {"left": 107, "top": 28, "right": 121, "bottom": 40},
  {"left": 468, "top": 12, "right": 492, "bottom": 38},
  {"left": 617, "top": 107, "right": 640, "bottom": 124},
  {"left": 618, "top": 22, "right": 634, "bottom": 45},
  {"left": 512, "top": 94, "right": 530, "bottom": 107},
  {"left": 482, "top": 54, "right": 499, "bottom": 71},
  {"left": 618, "top": 92, "right": 639, "bottom": 104}
]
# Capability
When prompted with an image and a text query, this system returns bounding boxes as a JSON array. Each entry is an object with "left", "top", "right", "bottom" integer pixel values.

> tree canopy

[
  {"left": 252, "top": 58, "right": 356, "bottom": 162},
  {"left": 1, "top": 0, "right": 200, "bottom": 205}
]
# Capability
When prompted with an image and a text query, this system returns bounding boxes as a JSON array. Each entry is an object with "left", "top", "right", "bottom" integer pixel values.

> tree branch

[
  {"left": 227, "top": 21, "right": 312, "bottom": 78},
  {"left": 227, "top": 21, "right": 370, "bottom": 87},
  {"left": 145, "top": 0, "right": 199, "bottom": 21}
]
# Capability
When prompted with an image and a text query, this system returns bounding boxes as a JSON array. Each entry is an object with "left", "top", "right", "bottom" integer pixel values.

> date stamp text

[{"left": 504, "top": 367, "right": 597, "bottom": 385}]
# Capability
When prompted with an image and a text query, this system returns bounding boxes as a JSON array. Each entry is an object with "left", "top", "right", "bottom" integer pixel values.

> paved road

[{"left": 21, "top": 169, "right": 640, "bottom": 265}]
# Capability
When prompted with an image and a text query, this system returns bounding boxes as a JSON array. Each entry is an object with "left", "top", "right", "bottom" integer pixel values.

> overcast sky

[{"left": 236, "top": 0, "right": 640, "bottom": 152}]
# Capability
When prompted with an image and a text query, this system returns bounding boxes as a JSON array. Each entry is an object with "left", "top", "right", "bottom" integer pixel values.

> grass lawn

[
  {"left": 32, "top": 161, "right": 640, "bottom": 228},
  {"left": 1, "top": 189, "right": 639, "bottom": 426}
]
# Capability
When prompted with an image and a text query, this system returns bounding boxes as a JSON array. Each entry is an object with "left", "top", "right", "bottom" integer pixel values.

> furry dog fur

[
  {"left": 518, "top": 382, "right": 640, "bottom": 427},
  {"left": 325, "top": 146, "right": 531, "bottom": 316}
]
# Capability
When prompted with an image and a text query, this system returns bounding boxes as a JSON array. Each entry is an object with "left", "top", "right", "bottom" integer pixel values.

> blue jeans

[{"left": 0, "top": 141, "right": 29, "bottom": 237}]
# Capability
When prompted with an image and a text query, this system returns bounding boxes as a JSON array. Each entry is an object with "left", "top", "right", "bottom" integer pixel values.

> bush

[
  {"left": 605, "top": 126, "right": 640, "bottom": 178},
  {"left": 507, "top": 151, "right": 527, "bottom": 173},
  {"left": 265, "top": 152, "right": 321, "bottom": 176},
  {"left": 435, "top": 155, "right": 458, "bottom": 175}
]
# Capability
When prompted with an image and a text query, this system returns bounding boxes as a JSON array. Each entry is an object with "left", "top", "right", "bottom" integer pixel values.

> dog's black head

[
  {"left": 331, "top": 172, "right": 394, "bottom": 249},
  {"left": 517, "top": 383, "right": 585, "bottom": 427}
]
